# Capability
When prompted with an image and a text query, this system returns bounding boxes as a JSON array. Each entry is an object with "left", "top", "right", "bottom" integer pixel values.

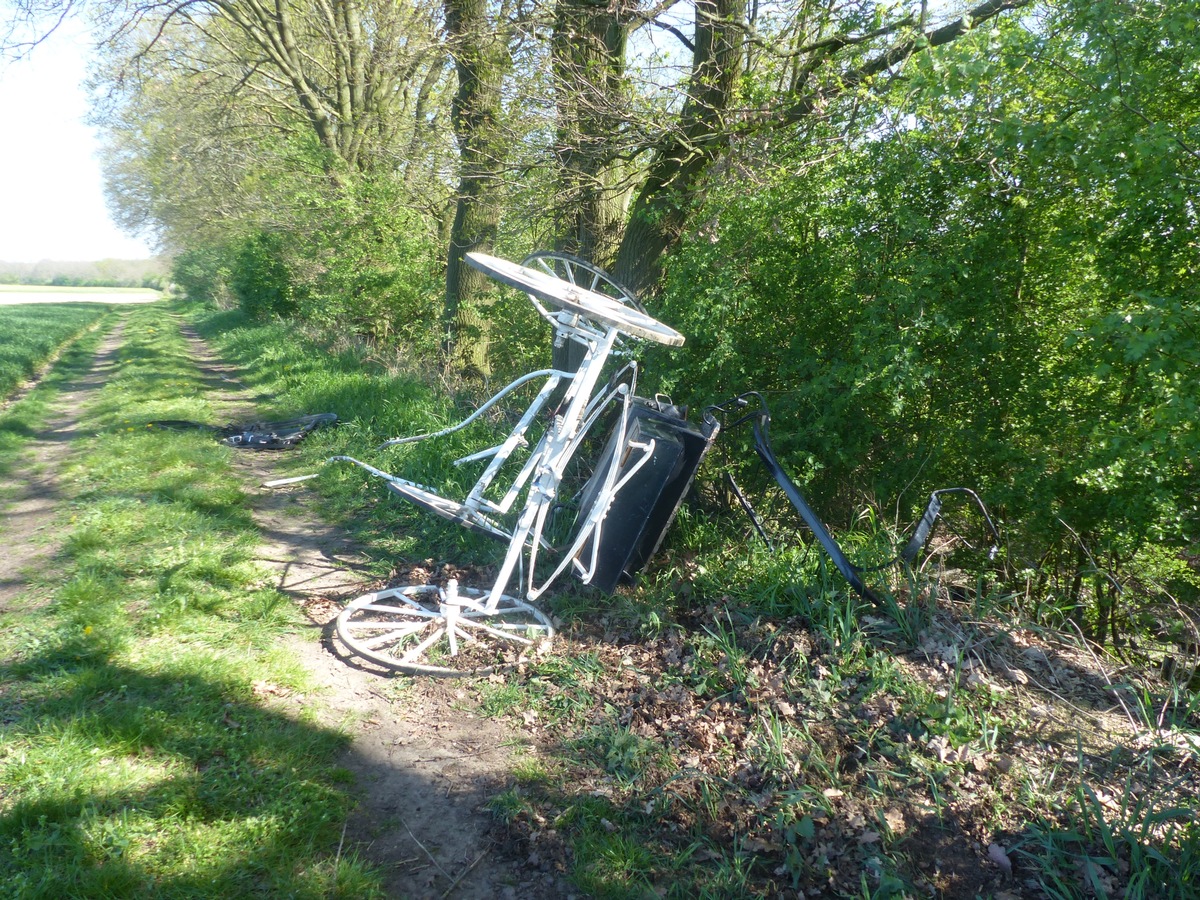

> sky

[{"left": 0, "top": 20, "right": 154, "bottom": 262}]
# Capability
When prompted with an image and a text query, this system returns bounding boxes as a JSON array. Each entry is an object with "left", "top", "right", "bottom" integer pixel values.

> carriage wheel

[{"left": 335, "top": 581, "right": 554, "bottom": 676}]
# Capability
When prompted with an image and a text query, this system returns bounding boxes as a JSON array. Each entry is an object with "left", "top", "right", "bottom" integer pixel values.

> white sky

[{"left": 0, "top": 20, "right": 154, "bottom": 262}]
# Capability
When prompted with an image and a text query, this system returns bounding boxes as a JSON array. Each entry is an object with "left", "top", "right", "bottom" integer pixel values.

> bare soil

[{"left": 0, "top": 320, "right": 126, "bottom": 610}]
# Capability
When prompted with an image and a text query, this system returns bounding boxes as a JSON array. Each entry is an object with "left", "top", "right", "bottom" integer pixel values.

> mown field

[{"left": 0, "top": 303, "right": 111, "bottom": 400}]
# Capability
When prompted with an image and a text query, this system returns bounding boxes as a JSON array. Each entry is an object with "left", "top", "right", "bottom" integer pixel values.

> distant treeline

[{"left": 0, "top": 257, "right": 170, "bottom": 289}]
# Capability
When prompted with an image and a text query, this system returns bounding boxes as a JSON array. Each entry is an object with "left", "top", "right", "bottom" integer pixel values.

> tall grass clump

[{"left": 192, "top": 304, "right": 519, "bottom": 569}]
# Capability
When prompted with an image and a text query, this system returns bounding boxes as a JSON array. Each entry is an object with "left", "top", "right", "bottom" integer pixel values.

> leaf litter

[{"left": 476, "top": 589, "right": 1200, "bottom": 897}]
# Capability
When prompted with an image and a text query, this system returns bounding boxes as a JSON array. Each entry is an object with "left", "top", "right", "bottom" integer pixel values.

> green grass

[
  {"left": 1012, "top": 780, "right": 1200, "bottom": 899},
  {"left": 192, "top": 307, "right": 505, "bottom": 572},
  {"left": 0, "top": 312, "right": 118, "bottom": 482},
  {"left": 0, "top": 303, "right": 111, "bottom": 400},
  {"left": 0, "top": 285, "right": 159, "bottom": 296},
  {"left": 0, "top": 303, "right": 382, "bottom": 897}
]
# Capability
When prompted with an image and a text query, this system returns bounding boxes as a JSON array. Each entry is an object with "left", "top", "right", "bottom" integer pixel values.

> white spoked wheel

[
  {"left": 522, "top": 250, "right": 646, "bottom": 363},
  {"left": 464, "top": 252, "right": 684, "bottom": 347},
  {"left": 335, "top": 580, "right": 554, "bottom": 676},
  {"left": 521, "top": 250, "right": 645, "bottom": 315}
]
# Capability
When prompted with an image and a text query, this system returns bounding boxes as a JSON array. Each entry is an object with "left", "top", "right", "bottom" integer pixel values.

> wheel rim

[
  {"left": 335, "top": 582, "right": 554, "bottom": 676},
  {"left": 520, "top": 251, "right": 645, "bottom": 315},
  {"left": 516, "top": 251, "right": 685, "bottom": 349}
]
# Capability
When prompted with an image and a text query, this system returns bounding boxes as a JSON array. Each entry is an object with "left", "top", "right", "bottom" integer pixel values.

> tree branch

[{"left": 778, "top": 0, "right": 1035, "bottom": 130}]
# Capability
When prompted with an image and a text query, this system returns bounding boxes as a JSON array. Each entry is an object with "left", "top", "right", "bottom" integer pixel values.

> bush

[
  {"left": 171, "top": 245, "right": 235, "bottom": 306},
  {"left": 296, "top": 179, "right": 443, "bottom": 358},
  {"left": 230, "top": 232, "right": 299, "bottom": 319}
]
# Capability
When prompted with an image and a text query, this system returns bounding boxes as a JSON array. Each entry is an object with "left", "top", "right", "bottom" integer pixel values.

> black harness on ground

[{"left": 147, "top": 413, "right": 338, "bottom": 450}]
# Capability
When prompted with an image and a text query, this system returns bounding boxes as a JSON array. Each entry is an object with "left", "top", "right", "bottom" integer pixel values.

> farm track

[
  {"left": 0, "top": 318, "right": 126, "bottom": 610},
  {"left": 5, "top": 305, "right": 1198, "bottom": 897},
  {"left": 0, "top": 311, "right": 570, "bottom": 899},
  {"left": 175, "top": 321, "right": 570, "bottom": 899}
]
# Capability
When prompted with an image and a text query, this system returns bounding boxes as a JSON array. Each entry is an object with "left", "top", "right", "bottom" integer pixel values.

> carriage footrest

[{"left": 386, "top": 481, "right": 511, "bottom": 543}]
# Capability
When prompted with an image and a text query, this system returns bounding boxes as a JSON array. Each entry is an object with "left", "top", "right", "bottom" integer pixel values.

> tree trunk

[
  {"left": 553, "top": 0, "right": 633, "bottom": 270},
  {"left": 442, "top": 0, "right": 512, "bottom": 376},
  {"left": 613, "top": 149, "right": 714, "bottom": 298},
  {"left": 613, "top": 0, "right": 745, "bottom": 297},
  {"left": 613, "top": 0, "right": 1033, "bottom": 298}
]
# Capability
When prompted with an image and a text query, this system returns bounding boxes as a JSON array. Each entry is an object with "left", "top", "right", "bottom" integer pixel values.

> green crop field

[{"left": 0, "top": 304, "right": 110, "bottom": 399}]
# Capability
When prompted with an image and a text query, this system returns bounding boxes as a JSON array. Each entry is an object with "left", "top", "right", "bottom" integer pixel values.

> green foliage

[
  {"left": 293, "top": 175, "right": 442, "bottom": 353},
  {"left": 172, "top": 174, "right": 443, "bottom": 353},
  {"left": 0, "top": 260, "right": 167, "bottom": 289},
  {"left": 653, "top": 2, "right": 1200, "bottom": 633},
  {"left": 230, "top": 231, "right": 299, "bottom": 319},
  {"left": 1013, "top": 781, "right": 1200, "bottom": 900},
  {"left": 171, "top": 244, "right": 235, "bottom": 306}
]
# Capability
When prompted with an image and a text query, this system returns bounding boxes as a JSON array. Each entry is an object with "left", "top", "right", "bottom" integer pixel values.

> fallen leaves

[
  {"left": 251, "top": 679, "right": 292, "bottom": 699},
  {"left": 492, "top": 602, "right": 1197, "bottom": 899}
]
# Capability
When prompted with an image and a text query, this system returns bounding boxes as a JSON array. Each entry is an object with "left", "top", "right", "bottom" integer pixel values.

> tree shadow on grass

[
  {"left": 0, "top": 619, "right": 556, "bottom": 900},
  {"left": 0, "top": 635, "right": 374, "bottom": 898}
]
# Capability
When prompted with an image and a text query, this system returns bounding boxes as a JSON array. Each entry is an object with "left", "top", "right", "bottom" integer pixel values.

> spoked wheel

[
  {"left": 335, "top": 580, "right": 554, "bottom": 676},
  {"left": 520, "top": 251, "right": 645, "bottom": 316},
  {"left": 518, "top": 252, "right": 664, "bottom": 371}
]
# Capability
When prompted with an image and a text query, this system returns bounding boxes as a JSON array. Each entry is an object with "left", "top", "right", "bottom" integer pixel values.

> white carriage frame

[{"left": 330, "top": 252, "right": 685, "bottom": 675}]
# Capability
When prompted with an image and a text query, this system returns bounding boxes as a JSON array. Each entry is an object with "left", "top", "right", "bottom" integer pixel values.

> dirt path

[
  {"left": 0, "top": 319, "right": 127, "bottom": 610},
  {"left": 176, "top": 324, "right": 569, "bottom": 899}
]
